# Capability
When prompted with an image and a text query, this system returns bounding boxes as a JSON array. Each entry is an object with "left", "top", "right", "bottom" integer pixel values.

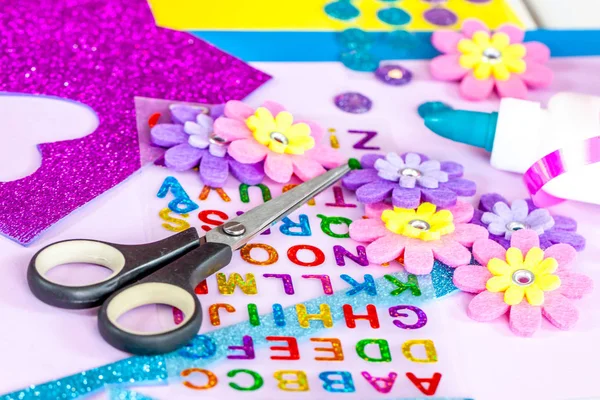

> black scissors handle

[
  {"left": 27, "top": 228, "right": 201, "bottom": 309},
  {"left": 98, "top": 241, "right": 232, "bottom": 355}
]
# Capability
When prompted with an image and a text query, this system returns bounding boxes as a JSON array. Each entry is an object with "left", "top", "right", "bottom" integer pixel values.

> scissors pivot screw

[{"left": 222, "top": 221, "right": 246, "bottom": 236}]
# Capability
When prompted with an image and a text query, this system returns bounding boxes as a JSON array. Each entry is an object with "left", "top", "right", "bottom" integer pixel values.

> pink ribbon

[{"left": 524, "top": 136, "right": 600, "bottom": 207}]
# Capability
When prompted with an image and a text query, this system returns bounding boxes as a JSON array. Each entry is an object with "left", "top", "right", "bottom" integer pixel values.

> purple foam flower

[
  {"left": 472, "top": 193, "right": 586, "bottom": 251},
  {"left": 151, "top": 104, "right": 265, "bottom": 187},
  {"left": 342, "top": 152, "right": 476, "bottom": 208}
]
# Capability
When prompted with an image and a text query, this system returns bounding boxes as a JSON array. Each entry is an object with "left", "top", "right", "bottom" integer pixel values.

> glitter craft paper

[{"left": 0, "top": 0, "right": 270, "bottom": 245}]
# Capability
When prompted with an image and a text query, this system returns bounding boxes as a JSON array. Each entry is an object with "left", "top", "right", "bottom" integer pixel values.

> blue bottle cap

[{"left": 423, "top": 108, "right": 499, "bottom": 152}]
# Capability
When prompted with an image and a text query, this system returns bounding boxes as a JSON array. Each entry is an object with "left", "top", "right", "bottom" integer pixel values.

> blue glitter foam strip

[
  {"left": 1, "top": 262, "right": 457, "bottom": 400},
  {"left": 108, "top": 388, "right": 158, "bottom": 400}
]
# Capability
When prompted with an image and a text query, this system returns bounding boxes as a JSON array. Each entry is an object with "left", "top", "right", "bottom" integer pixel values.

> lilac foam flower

[
  {"left": 472, "top": 193, "right": 586, "bottom": 251},
  {"left": 150, "top": 104, "right": 265, "bottom": 188},
  {"left": 342, "top": 152, "right": 476, "bottom": 209}
]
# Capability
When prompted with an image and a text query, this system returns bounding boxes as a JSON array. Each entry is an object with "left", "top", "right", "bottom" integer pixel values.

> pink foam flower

[
  {"left": 430, "top": 18, "right": 553, "bottom": 101},
  {"left": 349, "top": 200, "right": 488, "bottom": 275},
  {"left": 213, "top": 100, "right": 345, "bottom": 183},
  {"left": 453, "top": 229, "right": 593, "bottom": 337}
]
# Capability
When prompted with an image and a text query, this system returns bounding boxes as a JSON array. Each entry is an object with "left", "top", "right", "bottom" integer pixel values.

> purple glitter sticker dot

[
  {"left": 423, "top": 7, "right": 458, "bottom": 26},
  {"left": 334, "top": 92, "right": 373, "bottom": 114},
  {"left": 375, "top": 65, "right": 413, "bottom": 86}
]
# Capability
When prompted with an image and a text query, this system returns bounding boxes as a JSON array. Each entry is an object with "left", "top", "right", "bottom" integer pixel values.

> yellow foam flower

[
  {"left": 381, "top": 202, "right": 455, "bottom": 242},
  {"left": 458, "top": 31, "right": 526, "bottom": 81},
  {"left": 485, "top": 247, "right": 561, "bottom": 306},
  {"left": 245, "top": 107, "right": 315, "bottom": 155}
]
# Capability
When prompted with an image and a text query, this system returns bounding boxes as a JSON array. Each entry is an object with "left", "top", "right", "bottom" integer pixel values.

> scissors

[{"left": 27, "top": 164, "right": 350, "bottom": 355}]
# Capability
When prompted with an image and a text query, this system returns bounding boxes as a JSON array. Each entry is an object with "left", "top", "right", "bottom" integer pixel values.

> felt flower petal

[
  {"left": 432, "top": 240, "right": 471, "bottom": 267},
  {"left": 544, "top": 243, "right": 577, "bottom": 271},
  {"left": 496, "top": 23, "right": 525, "bottom": 43},
  {"left": 495, "top": 75, "right": 528, "bottom": 99},
  {"left": 467, "top": 291, "right": 509, "bottom": 322},
  {"left": 459, "top": 74, "right": 495, "bottom": 101},
  {"left": 342, "top": 169, "right": 380, "bottom": 191},
  {"left": 356, "top": 180, "right": 397, "bottom": 204},
  {"left": 479, "top": 193, "right": 509, "bottom": 212},
  {"left": 361, "top": 154, "right": 385, "bottom": 169},
  {"left": 445, "top": 200, "right": 474, "bottom": 224},
  {"left": 462, "top": 19, "right": 490, "bottom": 37},
  {"left": 556, "top": 271, "right": 594, "bottom": 299},
  {"left": 552, "top": 215, "right": 577, "bottom": 232},
  {"left": 227, "top": 156, "right": 265, "bottom": 185},
  {"left": 262, "top": 101, "right": 286, "bottom": 117},
  {"left": 403, "top": 244, "right": 435, "bottom": 275},
  {"left": 431, "top": 30, "right": 463, "bottom": 54},
  {"left": 525, "top": 208, "right": 555, "bottom": 232},
  {"left": 449, "top": 223, "right": 489, "bottom": 246},
  {"left": 492, "top": 201, "right": 512, "bottom": 220},
  {"left": 291, "top": 155, "right": 326, "bottom": 182},
  {"left": 440, "top": 161, "right": 463, "bottom": 178},
  {"left": 443, "top": 178, "right": 476, "bottom": 196},
  {"left": 349, "top": 218, "right": 390, "bottom": 242},
  {"left": 542, "top": 292, "right": 579, "bottom": 330},
  {"left": 164, "top": 144, "right": 205, "bottom": 171},
  {"left": 453, "top": 265, "right": 491, "bottom": 293},
  {"left": 510, "top": 229, "right": 540, "bottom": 254},
  {"left": 391, "top": 186, "right": 422, "bottom": 209},
  {"left": 472, "top": 238, "right": 507, "bottom": 266},
  {"left": 520, "top": 62, "right": 554, "bottom": 89},
  {"left": 228, "top": 138, "right": 269, "bottom": 163},
  {"left": 170, "top": 104, "right": 205, "bottom": 124},
  {"left": 365, "top": 202, "right": 393, "bottom": 219},
  {"left": 151, "top": 124, "right": 188, "bottom": 147},
  {"left": 265, "top": 152, "right": 294, "bottom": 183},
  {"left": 524, "top": 42, "right": 551, "bottom": 63},
  {"left": 421, "top": 187, "right": 457, "bottom": 208},
  {"left": 224, "top": 100, "right": 255, "bottom": 121},
  {"left": 214, "top": 117, "right": 253, "bottom": 141},
  {"left": 543, "top": 230, "right": 586, "bottom": 252},
  {"left": 430, "top": 55, "right": 470, "bottom": 81},
  {"left": 199, "top": 153, "right": 229, "bottom": 187},
  {"left": 509, "top": 301, "right": 542, "bottom": 337},
  {"left": 297, "top": 120, "right": 324, "bottom": 142},
  {"left": 304, "top": 144, "right": 344, "bottom": 169},
  {"left": 511, "top": 199, "right": 529, "bottom": 221},
  {"left": 366, "top": 234, "right": 406, "bottom": 264}
]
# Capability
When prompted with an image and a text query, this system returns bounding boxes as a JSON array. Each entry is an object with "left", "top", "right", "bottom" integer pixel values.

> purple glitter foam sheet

[{"left": 0, "top": 0, "right": 270, "bottom": 245}]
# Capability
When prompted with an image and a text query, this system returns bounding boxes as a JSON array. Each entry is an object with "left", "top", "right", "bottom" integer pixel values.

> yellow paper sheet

[{"left": 150, "top": 0, "right": 522, "bottom": 32}]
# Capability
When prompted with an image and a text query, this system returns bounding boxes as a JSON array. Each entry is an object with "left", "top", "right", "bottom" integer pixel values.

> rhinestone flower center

[
  {"left": 482, "top": 47, "right": 502, "bottom": 64},
  {"left": 269, "top": 131, "right": 289, "bottom": 145},
  {"left": 409, "top": 219, "right": 430, "bottom": 231},
  {"left": 506, "top": 221, "right": 528, "bottom": 232},
  {"left": 209, "top": 134, "right": 227, "bottom": 146},
  {"left": 400, "top": 167, "right": 421, "bottom": 177},
  {"left": 512, "top": 269, "right": 535, "bottom": 286}
]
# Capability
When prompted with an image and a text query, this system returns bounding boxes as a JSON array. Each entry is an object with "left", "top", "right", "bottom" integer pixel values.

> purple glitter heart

[
  {"left": 0, "top": 0, "right": 270, "bottom": 245},
  {"left": 334, "top": 92, "right": 373, "bottom": 114}
]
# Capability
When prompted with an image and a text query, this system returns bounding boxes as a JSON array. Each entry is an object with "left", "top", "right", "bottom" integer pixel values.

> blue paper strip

[{"left": 194, "top": 30, "right": 600, "bottom": 62}]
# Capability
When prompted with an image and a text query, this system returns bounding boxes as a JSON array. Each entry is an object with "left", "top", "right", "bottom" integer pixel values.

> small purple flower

[
  {"left": 342, "top": 152, "right": 476, "bottom": 208},
  {"left": 150, "top": 104, "right": 265, "bottom": 188},
  {"left": 472, "top": 193, "right": 586, "bottom": 251}
]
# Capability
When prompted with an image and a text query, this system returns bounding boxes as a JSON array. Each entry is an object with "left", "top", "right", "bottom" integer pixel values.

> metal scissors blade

[{"left": 205, "top": 163, "right": 351, "bottom": 250}]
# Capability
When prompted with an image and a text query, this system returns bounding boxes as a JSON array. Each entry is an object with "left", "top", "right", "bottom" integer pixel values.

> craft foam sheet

[
  {"left": 2, "top": 59, "right": 600, "bottom": 400},
  {"left": 149, "top": 0, "right": 522, "bottom": 32}
]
